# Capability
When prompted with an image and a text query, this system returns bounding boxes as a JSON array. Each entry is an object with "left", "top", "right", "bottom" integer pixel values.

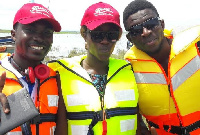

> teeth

[{"left": 31, "top": 46, "right": 44, "bottom": 50}]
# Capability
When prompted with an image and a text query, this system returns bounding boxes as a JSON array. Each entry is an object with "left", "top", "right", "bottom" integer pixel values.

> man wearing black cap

[{"left": 0, "top": 3, "right": 67, "bottom": 135}]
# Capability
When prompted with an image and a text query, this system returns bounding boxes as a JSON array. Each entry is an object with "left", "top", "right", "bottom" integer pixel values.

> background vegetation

[{"left": 44, "top": 47, "right": 126, "bottom": 63}]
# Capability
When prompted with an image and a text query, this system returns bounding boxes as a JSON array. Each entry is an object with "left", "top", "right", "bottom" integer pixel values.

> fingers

[
  {"left": 0, "top": 71, "right": 6, "bottom": 93},
  {"left": 0, "top": 93, "right": 10, "bottom": 114},
  {"left": 0, "top": 72, "right": 9, "bottom": 114},
  {"left": 150, "top": 127, "right": 158, "bottom": 135}
]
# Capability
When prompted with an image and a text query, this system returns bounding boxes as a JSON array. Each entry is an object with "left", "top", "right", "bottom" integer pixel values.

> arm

[
  {"left": 54, "top": 72, "right": 68, "bottom": 135},
  {"left": 136, "top": 106, "right": 158, "bottom": 135},
  {"left": 136, "top": 106, "right": 151, "bottom": 135}
]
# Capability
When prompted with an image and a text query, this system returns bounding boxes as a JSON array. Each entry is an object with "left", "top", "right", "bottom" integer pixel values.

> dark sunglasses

[
  {"left": 128, "top": 17, "right": 160, "bottom": 36},
  {"left": 88, "top": 30, "right": 120, "bottom": 43}
]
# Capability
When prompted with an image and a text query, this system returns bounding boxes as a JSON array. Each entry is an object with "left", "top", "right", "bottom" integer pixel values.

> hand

[
  {"left": 150, "top": 127, "right": 158, "bottom": 135},
  {"left": 0, "top": 71, "right": 10, "bottom": 114}
]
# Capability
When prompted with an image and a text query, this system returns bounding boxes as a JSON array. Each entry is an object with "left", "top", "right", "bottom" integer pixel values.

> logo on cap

[
  {"left": 30, "top": 6, "right": 51, "bottom": 18},
  {"left": 94, "top": 8, "right": 114, "bottom": 16}
]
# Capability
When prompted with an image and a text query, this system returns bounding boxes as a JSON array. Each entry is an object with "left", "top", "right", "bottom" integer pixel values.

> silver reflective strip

[
  {"left": 48, "top": 95, "right": 59, "bottom": 107},
  {"left": 134, "top": 72, "right": 167, "bottom": 84},
  {"left": 120, "top": 119, "right": 135, "bottom": 132},
  {"left": 171, "top": 55, "right": 200, "bottom": 91},
  {"left": 50, "top": 126, "right": 56, "bottom": 135},
  {"left": 71, "top": 125, "right": 89, "bottom": 135},
  {"left": 115, "top": 90, "right": 135, "bottom": 101},
  {"left": 67, "top": 94, "right": 90, "bottom": 106},
  {"left": 7, "top": 132, "right": 22, "bottom": 135}
]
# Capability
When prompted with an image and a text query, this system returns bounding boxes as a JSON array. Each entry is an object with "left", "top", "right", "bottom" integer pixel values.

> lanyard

[{"left": 89, "top": 73, "right": 107, "bottom": 135}]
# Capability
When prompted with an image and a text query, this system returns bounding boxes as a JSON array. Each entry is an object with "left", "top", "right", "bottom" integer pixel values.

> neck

[
  {"left": 82, "top": 56, "right": 109, "bottom": 75},
  {"left": 150, "top": 38, "right": 171, "bottom": 63},
  {"left": 11, "top": 54, "right": 41, "bottom": 71},
  {"left": 150, "top": 38, "right": 171, "bottom": 75},
  {"left": 10, "top": 57, "right": 24, "bottom": 73}
]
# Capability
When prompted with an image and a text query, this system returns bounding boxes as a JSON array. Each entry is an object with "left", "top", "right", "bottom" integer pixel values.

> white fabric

[
  {"left": 115, "top": 90, "right": 135, "bottom": 101},
  {"left": 48, "top": 95, "right": 59, "bottom": 107},
  {"left": 120, "top": 119, "right": 135, "bottom": 132},
  {"left": 6, "top": 132, "right": 22, "bottom": 135},
  {"left": 71, "top": 125, "right": 89, "bottom": 135}
]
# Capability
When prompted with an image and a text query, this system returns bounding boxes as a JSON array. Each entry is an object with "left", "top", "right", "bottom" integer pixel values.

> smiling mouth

[
  {"left": 100, "top": 48, "right": 110, "bottom": 53},
  {"left": 30, "top": 45, "right": 44, "bottom": 50},
  {"left": 146, "top": 38, "right": 156, "bottom": 46}
]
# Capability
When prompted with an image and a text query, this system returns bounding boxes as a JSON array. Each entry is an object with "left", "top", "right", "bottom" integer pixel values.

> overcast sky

[{"left": 1, "top": 0, "right": 200, "bottom": 32}]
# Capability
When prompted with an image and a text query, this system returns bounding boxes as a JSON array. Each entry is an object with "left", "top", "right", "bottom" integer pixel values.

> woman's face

[{"left": 85, "top": 23, "right": 121, "bottom": 62}]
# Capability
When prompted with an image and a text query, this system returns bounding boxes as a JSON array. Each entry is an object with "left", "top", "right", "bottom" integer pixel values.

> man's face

[
  {"left": 12, "top": 20, "right": 53, "bottom": 62},
  {"left": 85, "top": 23, "right": 120, "bottom": 62},
  {"left": 126, "top": 9, "right": 165, "bottom": 55}
]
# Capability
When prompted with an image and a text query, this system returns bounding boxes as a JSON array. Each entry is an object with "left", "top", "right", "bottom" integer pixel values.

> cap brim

[
  {"left": 85, "top": 20, "right": 121, "bottom": 30},
  {"left": 18, "top": 17, "right": 61, "bottom": 32}
]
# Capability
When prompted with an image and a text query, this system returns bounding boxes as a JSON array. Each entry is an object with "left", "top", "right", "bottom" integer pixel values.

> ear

[
  {"left": 126, "top": 33, "right": 132, "bottom": 43},
  {"left": 11, "top": 29, "right": 16, "bottom": 42},
  {"left": 118, "top": 28, "right": 123, "bottom": 40},
  {"left": 80, "top": 26, "right": 87, "bottom": 41},
  {"left": 85, "top": 42, "right": 88, "bottom": 50},
  {"left": 160, "top": 19, "right": 165, "bottom": 29}
]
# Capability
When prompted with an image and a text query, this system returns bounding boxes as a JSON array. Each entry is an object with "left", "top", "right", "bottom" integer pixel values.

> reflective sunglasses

[
  {"left": 88, "top": 30, "right": 120, "bottom": 43},
  {"left": 128, "top": 17, "right": 160, "bottom": 36}
]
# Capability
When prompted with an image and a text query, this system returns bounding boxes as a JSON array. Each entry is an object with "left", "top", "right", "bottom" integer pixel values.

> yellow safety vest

[
  {"left": 125, "top": 25, "right": 200, "bottom": 135},
  {"left": 48, "top": 55, "right": 139, "bottom": 135}
]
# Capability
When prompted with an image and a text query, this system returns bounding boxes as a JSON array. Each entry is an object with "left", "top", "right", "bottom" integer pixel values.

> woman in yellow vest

[
  {"left": 48, "top": 2, "right": 139, "bottom": 135},
  {"left": 123, "top": 0, "right": 200, "bottom": 134}
]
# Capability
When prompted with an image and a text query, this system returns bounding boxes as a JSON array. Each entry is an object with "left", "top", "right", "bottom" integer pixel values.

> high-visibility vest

[
  {"left": 1, "top": 56, "right": 59, "bottom": 135},
  {"left": 48, "top": 55, "right": 139, "bottom": 135},
  {"left": 124, "top": 25, "right": 200, "bottom": 135}
]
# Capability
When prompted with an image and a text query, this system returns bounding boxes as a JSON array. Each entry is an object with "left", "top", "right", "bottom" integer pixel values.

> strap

[
  {"left": 67, "top": 107, "right": 137, "bottom": 120},
  {"left": 21, "top": 121, "right": 32, "bottom": 135},
  {"left": 148, "top": 120, "right": 200, "bottom": 135},
  {"left": 30, "top": 113, "right": 57, "bottom": 124},
  {"left": 67, "top": 107, "right": 136, "bottom": 135}
]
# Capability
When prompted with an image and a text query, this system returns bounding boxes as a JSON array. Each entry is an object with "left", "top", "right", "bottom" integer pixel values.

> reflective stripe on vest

[
  {"left": 171, "top": 55, "right": 200, "bottom": 91},
  {"left": 134, "top": 72, "right": 167, "bottom": 84}
]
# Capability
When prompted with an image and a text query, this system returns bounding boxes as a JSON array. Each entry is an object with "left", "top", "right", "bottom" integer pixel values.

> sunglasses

[
  {"left": 88, "top": 30, "right": 120, "bottom": 43},
  {"left": 128, "top": 17, "right": 160, "bottom": 36}
]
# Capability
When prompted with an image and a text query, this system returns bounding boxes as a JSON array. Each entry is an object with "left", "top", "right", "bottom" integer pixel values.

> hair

[
  {"left": 123, "top": 0, "right": 159, "bottom": 31},
  {"left": 13, "top": 20, "right": 54, "bottom": 31},
  {"left": 13, "top": 23, "right": 19, "bottom": 30}
]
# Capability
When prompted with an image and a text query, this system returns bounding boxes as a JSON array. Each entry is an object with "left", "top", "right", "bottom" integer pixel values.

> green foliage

[
  {"left": 43, "top": 48, "right": 126, "bottom": 63},
  {"left": 67, "top": 48, "right": 87, "bottom": 58},
  {"left": 111, "top": 49, "right": 126, "bottom": 59},
  {"left": 0, "top": 30, "right": 11, "bottom": 33}
]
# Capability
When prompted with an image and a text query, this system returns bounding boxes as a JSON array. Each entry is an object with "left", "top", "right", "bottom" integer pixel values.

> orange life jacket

[
  {"left": 125, "top": 26, "right": 200, "bottom": 135},
  {"left": 1, "top": 56, "right": 59, "bottom": 135}
]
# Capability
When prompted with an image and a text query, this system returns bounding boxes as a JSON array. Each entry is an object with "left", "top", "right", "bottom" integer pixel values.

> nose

[
  {"left": 33, "top": 32, "right": 45, "bottom": 42},
  {"left": 141, "top": 27, "right": 151, "bottom": 37},
  {"left": 100, "top": 36, "right": 110, "bottom": 44}
]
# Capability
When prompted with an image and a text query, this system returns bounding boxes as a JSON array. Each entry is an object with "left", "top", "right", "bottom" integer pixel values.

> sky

[{"left": 1, "top": 0, "right": 200, "bottom": 32}]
